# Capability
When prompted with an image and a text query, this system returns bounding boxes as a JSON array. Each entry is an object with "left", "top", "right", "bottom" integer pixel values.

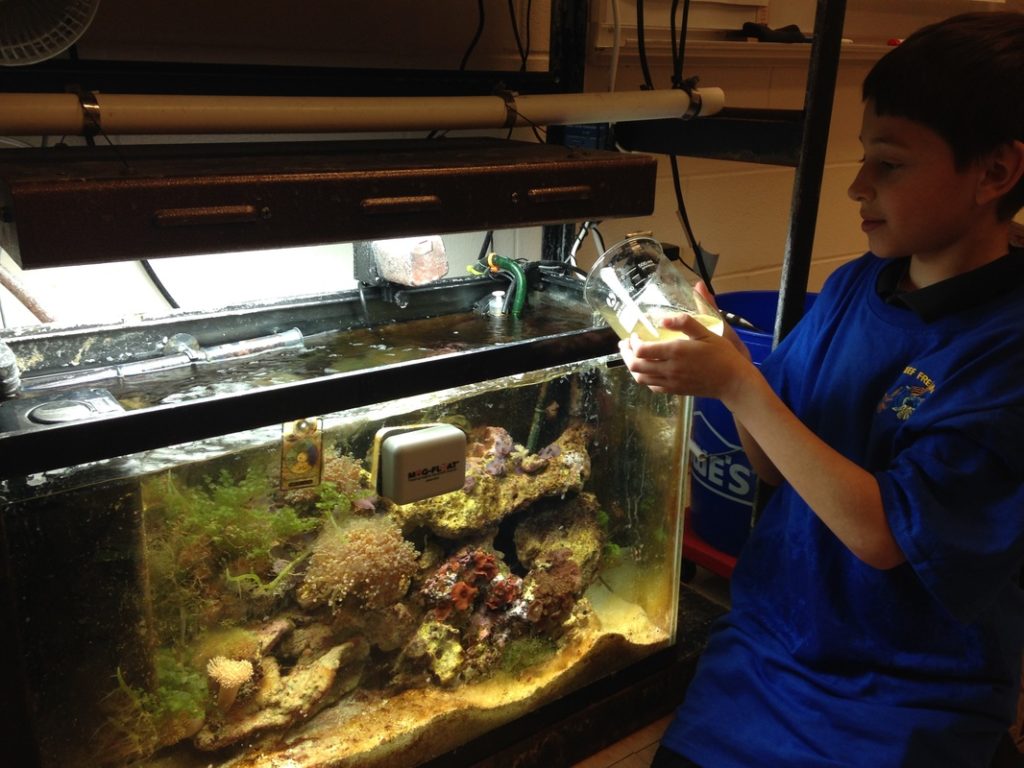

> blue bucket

[{"left": 688, "top": 291, "right": 815, "bottom": 556}]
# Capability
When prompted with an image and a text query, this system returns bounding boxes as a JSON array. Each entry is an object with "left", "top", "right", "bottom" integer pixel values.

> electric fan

[{"left": 0, "top": 0, "right": 100, "bottom": 66}]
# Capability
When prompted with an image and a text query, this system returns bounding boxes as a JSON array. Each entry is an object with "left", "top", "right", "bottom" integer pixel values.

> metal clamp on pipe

[
  {"left": 682, "top": 90, "right": 703, "bottom": 120},
  {"left": 78, "top": 90, "right": 102, "bottom": 137},
  {"left": 494, "top": 88, "right": 519, "bottom": 130}
]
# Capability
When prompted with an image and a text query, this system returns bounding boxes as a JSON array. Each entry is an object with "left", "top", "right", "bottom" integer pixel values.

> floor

[
  {"left": 570, "top": 713, "right": 673, "bottom": 768},
  {"left": 570, "top": 565, "right": 732, "bottom": 768}
]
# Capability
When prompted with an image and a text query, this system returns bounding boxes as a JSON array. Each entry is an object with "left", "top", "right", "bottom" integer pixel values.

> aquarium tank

[{"left": 0, "top": 266, "right": 690, "bottom": 768}]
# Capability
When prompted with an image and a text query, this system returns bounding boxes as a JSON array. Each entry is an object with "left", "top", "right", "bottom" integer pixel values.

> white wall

[
  {"left": 584, "top": 0, "right": 1024, "bottom": 293},
  {"left": 0, "top": 212, "right": 542, "bottom": 327}
]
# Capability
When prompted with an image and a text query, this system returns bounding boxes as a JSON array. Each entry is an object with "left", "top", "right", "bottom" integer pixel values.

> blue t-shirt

[{"left": 661, "top": 253, "right": 1024, "bottom": 767}]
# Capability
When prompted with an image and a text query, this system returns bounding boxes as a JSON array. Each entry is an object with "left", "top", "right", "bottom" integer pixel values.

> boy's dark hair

[{"left": 863, "top": 12, "right": 1024, "bottom": 220}]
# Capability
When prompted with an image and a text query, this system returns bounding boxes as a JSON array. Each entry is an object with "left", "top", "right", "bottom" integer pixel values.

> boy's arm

[
  {"left": 620, "top": 314, "right": 906, "bottom": 570},
  {"left": 725, "top": 366, "right": 905, "bottom": 569},
  {"left": 693, "top": 282, "right": 782, "bottom": 485},
  {"left": 709, "top": 319, "right": 786, "bottom": 485},
  {"left": 734, "top": 420, "right": 783, "bottom": 487}
]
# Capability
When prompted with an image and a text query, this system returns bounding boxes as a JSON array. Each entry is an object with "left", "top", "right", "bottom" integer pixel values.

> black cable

[
  {"left": 508, "top": 0, "right": 526, "bottom": 70},
  {"left": 569, "top": 220, "right": 605, "bottom": 263},
  {"left": 591, "top": 224, "right": 606, "bottom": 256},
  {"left": 460, "top": 0, "right": 487, "bottom": 71},
  {"left": 635, "top": 0, "right": 655, "bottom": 90},
  {"left": 671, "top": 0, "right": 681, "bottom": 85},
  {"left": 668, "top": 158, "right": 698, "bottom": 271},
  {"left": 141, "top": 259, "right": 181, "bottom": 309},
  {"left": 670, "top": 0, "right": 693, "bottom": 88},
  {"left": 678, "top": 0, "right": 692, "bottom": 75},
  {"left": 539, "top": 261, "right": 588, "bottom": 279},
  {"left": 477, "top": 230, "right": 494, "bottom": 264},
  {"left": 569, "top": 221, "right": 592, "bottom": 262},
  {"left": 500, "top": 271, "right": 517, "bottom": 314},
  {"left": 670, "top": 155, "right": 715, "bottom": 292},
  {"left": 503, "top": 0, "right": 535, "bottom": 139},
  {"left": 667, "top": 0, "right": 714, "bottom": 293},
  {"left": 483, "top": 267, "right": 516, "bottom": 314},
  {"left": 523, "top": 0, "right": 533, "bottom": 72}
]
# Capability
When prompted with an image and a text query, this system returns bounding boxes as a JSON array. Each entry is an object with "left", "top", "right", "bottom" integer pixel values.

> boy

[{"left": 619, "top": 12, "right": 1024, "bottom": 767}]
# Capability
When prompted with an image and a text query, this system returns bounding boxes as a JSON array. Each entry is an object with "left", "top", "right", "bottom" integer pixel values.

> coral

[
  {"left": 486, "top": 574, "right": 524, "bottom": 610},
  {"left": 470, "top": 549, "right": 500, "bottom": 582},
  {"left": 514, "top": 492, "right": 606, "bottom": 584},
  {"left": 395, "top": 546, "right": 541, "bottom": 685},
  {"left": 314, "top": 474, "right": 378, "bottom": 523},
  {"left": 206, "top": 656, "right": 254, "bottom": 711},
  {"left": 450, "top": 580, "right": 478, "bottom": 611},
  {"left": 418, "top": 546, "right": 519, "bottom": 623},
  {"left": 520, "top": 548, "right": 584, "bottom": 636},
  {"left": 190, "top": 627, "right": 262, "bottom": 669},
  {"left": 296, "top": 515, "right": 419, "bottom": 611},
  {"left": 194, "top": 640, "right": 368, "bottom": 751},
  {"left": 282, "top": 453, "right": 369, "bottom": 508}
]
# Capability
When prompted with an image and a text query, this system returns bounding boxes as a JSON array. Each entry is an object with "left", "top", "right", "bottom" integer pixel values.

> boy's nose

[{"left": 847, "top": 169, "right": 871, "bottom": 202}]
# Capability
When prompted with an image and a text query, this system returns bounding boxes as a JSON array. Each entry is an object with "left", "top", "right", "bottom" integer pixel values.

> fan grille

[{"left": 0, "top": 0, "right": 101, "bottom": 66}]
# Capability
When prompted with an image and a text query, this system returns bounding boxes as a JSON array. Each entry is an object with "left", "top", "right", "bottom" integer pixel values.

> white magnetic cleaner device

[{"left": 370, "top": 423, "right": 467, "bottom": 505}]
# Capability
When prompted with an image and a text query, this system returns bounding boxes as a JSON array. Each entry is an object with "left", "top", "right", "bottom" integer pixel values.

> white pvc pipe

[
  {"left": 0, "top": 88, "right": 725, "bottom": 136},
  {"left": 0, "top": 93, "right": 83, "bottom": 135}
]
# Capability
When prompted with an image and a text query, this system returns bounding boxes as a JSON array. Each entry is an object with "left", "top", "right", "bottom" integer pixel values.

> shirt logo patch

[{"left": 877, "top": 366, "right": 935, "bottom": 421}]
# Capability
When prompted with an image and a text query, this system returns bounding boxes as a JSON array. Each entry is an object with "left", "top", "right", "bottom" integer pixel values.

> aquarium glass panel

[{"left": 0, "top": 357, "right": 686, "bottom": 768}]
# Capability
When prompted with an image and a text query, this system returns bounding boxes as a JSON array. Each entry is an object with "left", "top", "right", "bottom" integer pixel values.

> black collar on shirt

[{"left": 875, "top": 246, "right": 1024, "bottom": 322}]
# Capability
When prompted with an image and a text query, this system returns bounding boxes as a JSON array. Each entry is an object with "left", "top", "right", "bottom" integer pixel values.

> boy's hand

[
  {"left": 693, "top": 281, "right": 752, "bottom": 363},
  {"left": 617, "top": 312, "right": 754, "bottom": 404}
]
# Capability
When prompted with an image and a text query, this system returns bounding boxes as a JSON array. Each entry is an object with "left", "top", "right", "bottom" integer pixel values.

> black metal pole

[
  {"left": 754, "top": 0, "right": 848, "bottom": 527},
  {"left": 774, "top": 0, "right": 848, "bottom": 344},
  {"left": 543, "top": 0, "right": 590, "bottom": 263}
]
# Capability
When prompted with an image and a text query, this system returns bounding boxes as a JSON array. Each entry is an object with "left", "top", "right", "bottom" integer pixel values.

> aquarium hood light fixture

[{"left": 0, "top": 137, "right": 661, "bottom": 269}]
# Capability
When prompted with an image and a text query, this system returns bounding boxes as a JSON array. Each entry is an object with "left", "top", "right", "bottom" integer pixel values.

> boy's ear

[{"left": 976, "top": 140, "right": 1024, "bottom": 206}]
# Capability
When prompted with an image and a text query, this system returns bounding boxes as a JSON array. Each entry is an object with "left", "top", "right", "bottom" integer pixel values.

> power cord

[
  {"left": 460, "top": 0, "right": 487, "bottom": 70},
  {"left": 668, "top": 0, "right": 718, "bottom": 292},
  {"left": 635, "top": 0, "right": 655, "bottom": 90},
  {"left": 508, "top": 0, "right": 533, "bottom": 71},
  {"left": 140, "top": 260, "right": 180, "bottom": 309}
]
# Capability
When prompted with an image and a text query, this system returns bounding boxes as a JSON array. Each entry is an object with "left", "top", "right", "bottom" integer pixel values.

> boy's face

[{"left": 848, "top": 102, "right": 986, "bottom": 265}]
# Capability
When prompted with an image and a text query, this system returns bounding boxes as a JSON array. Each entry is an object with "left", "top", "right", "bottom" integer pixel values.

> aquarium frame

[{"left": 0, "top": 327, "right": 621, "bottom": 481}]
